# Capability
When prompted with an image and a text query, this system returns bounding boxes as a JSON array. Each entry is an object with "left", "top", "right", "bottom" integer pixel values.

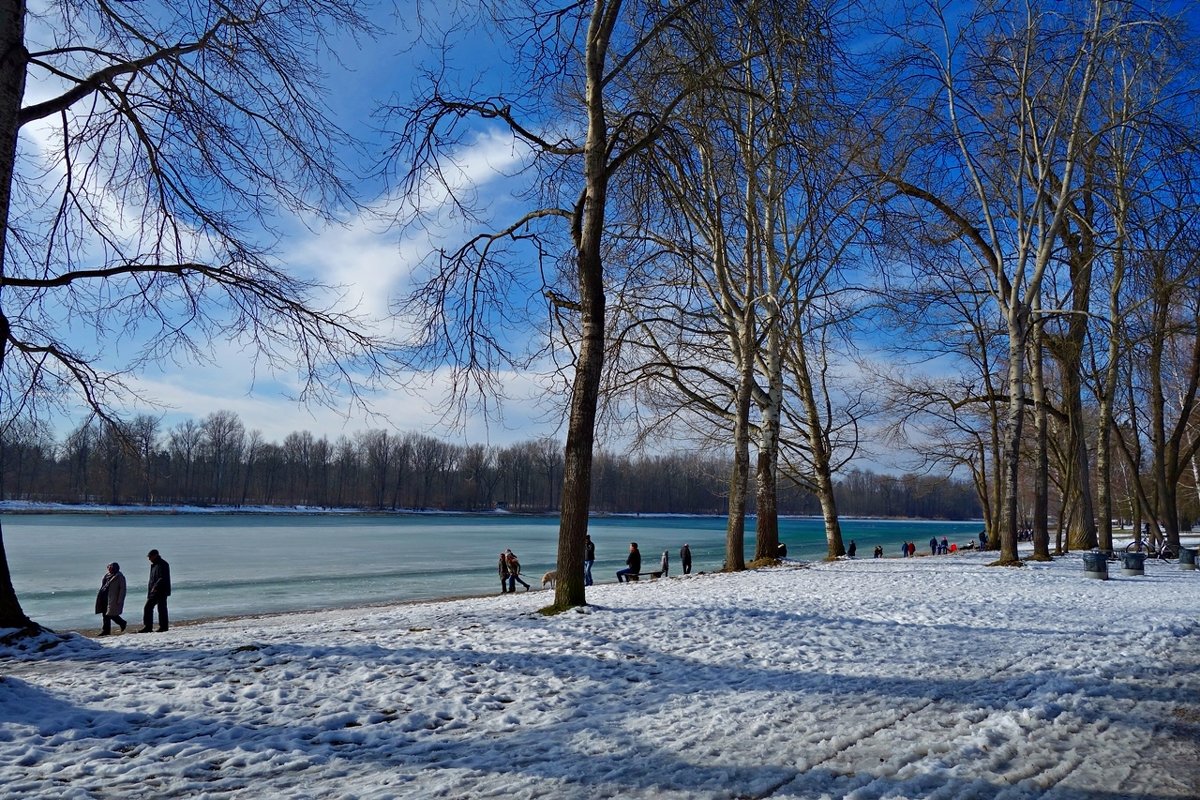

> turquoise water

[{"left": 1, "top": 513, "right": 984, "bottom": 632}]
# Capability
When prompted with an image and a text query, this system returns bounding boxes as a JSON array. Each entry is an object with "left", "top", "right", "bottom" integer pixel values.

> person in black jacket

[
  {"left": 139, "top": 549, "right": 171, "bottom": 632},
  {"left": 616, "top": 542, "right": 641, "bottom": 583},
  {"left": 498, "top": 551, "right": 511, "bottom": 593},
  {"left": 584, "top": 535, "right": 595, "bottom": 586},
  {"left": 680, "top": 543, "right": 692, "bottom": 574}
]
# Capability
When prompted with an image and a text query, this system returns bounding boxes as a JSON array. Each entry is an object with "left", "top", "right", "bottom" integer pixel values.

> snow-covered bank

[{"left": 3, "top": 550, "right": 1199, "bottom": 799}]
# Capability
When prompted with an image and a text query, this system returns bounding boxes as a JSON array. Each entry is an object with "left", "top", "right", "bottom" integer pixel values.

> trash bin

[
  {"left": 1082, "top": 551, "right": 1109, "bottom": 580},
  {"left": 1121, "top": 551, "right": 1145, "bottom": 576},
  {"left": 1180, "top": 547, "right": 1197, "bottom": 571}
]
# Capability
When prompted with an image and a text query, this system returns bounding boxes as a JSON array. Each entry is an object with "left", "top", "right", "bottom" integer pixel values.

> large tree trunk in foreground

[
  {"left": 0, "top": 0, "right": 37, "bottom": 631},
  {"left": 551, "top": 0, "right": 617, "bottom": 610}
]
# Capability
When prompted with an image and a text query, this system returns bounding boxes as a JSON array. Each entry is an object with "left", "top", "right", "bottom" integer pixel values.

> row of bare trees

[
  {"left": 391, "top": 0, "right": 1200, "bottom": 608},
  {"left": 3, "top": 0, "right": 1198, "bottom": 630},
  {"left": 0, "top": 412, "right": 981, "bottom": 517},
  {"left": 874, "top": 0, "right": 1200, "bottom": 561}
]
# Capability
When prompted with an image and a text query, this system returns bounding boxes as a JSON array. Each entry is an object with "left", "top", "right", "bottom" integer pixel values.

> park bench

[{"left": 626, "top": 570, "right": 665, "bottom": 581}]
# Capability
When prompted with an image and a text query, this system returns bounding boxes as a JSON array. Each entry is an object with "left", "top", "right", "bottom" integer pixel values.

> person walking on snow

[
  {"left": 139, "top": 549, "right": 171, "bottom": 633},
  {"left": 498, "top": 552, "right": 510, "bottom": 593},
  {"left": 680, "top": 543, "right": 692, "bottom": 574},
  {"left": 96, "top": 562, "right": 127, "bottom": 636},
  {"left": 505, "top": 549, "right": 530, "bottom": 592}
]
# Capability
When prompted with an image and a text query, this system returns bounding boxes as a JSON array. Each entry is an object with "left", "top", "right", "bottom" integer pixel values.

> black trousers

[
  {"left": 143, "top": 596, "right": 169, "bottom": 630},
  {"left": 101, "top": 614, "right": 126, "bottom": 634}
]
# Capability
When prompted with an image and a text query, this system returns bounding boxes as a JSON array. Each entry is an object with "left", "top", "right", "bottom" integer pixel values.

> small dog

[{"left": 541, "top": 570, "right": 557, "bottom": 589}]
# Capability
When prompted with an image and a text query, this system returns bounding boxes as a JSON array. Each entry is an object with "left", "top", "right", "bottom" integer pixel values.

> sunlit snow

[{"left": 2, "top": 547, "right": 1198, "bottom": 799}]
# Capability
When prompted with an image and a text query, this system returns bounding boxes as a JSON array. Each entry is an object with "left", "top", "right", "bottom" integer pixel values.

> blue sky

[{"left": 16, "top": 2, "right": 571, "bottom": 447}]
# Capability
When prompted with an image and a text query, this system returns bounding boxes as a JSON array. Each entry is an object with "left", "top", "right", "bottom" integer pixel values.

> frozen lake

[{"left": 1, "top": 512, "right": 984, "bottom": 632}]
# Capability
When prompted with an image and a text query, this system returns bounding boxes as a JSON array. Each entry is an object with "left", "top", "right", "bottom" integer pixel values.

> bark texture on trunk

[
  {"left": 0, "top": 0, "right": 36, "bottom": 630},
  {"left": 551, "top": 0, "right": 618, "bottom": 611}
]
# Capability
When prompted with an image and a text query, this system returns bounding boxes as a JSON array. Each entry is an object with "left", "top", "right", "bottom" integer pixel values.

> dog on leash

[{"left": 541, "top": 570, "right": 557, "bottom": 589}]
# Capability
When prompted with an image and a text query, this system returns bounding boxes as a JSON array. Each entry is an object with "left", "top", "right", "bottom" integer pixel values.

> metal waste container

[
  {"left": 1180, "top": 547, "right": 1197, "bottom": 571},
  {"left": 1081, "top": 551, "right": 1109, "bottom": 580},
  {"left": 1120, "top": 551, "right": 1145, "bottom": 576}
]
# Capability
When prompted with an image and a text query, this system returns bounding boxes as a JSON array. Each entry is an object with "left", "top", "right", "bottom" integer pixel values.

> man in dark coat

[
  {"left": 680, "top": 543, "right": 692, "bottom": 574},
  {"left": 498, "top": 551, "right": 510, "bottom": 593},
  {"left": 139, "top": 549, "right": 171, "bottom": 632}
]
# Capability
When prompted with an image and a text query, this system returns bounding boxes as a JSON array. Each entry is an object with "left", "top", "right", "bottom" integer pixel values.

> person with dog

[
  {"left": 96, "top": 561, "right": 127, "bottom": 636},
  {"left": 584, "top": 535, "right": 595, "bottom": 586},
  {"left": 505, "top": 549, "right": 531, "bottom": 592},
  {"left": 498, "top": 551, "right": 511, "bottom": 593},
  {"left": 616, "top": 542, "right": 641, "bottom": 583},
  {"left": 139, "top": 549, "right": 171, "bottom": 633}
]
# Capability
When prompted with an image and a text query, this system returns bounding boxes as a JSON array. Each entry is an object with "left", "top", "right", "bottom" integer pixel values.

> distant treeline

[{"left": 0, "top": 412, "right": 980, "bottom": 518}]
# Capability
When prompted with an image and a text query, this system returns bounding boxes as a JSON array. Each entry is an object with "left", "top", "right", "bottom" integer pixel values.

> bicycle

[{"left": 1124, "top": 538, "right": 1179, "bottom": 560}]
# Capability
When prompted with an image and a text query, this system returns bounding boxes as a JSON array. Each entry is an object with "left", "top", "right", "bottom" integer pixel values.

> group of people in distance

[
  {"left": 95, "top": 548, "right": 171, "bottom": 636},
  {"left": 500, "top": 538, "right": 697, "bottom": 592},
  {"left": 616, "top": 541, "right": 694, "bottom": 583}
]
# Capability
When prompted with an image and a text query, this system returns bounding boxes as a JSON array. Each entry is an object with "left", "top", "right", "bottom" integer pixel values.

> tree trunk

[
  {"left": 1030, "top": 325, "right": 1051, "bottom": 561},
  {"left": 724, "top": 303, "right": 755, "bottom": 573},
  {"left": 0, "top": 0, "right": 37, "bottom": 631},
  {"left": 753, "top": 444, "right": 779, "bottom": 560},
  {"left": 551, "top": 0, "right": 618, "bottom": 610},
  {"left": 998, "top": 316, "right": 1027, "bottom": 565}
]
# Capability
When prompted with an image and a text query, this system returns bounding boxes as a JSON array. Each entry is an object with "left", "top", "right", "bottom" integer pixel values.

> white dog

[{"left": 541, "top": 570, "right": 557, "bottom": 589}]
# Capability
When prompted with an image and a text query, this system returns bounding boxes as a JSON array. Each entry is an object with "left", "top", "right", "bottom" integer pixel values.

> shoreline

[
  {"left": 63, "top": 569, "right": 730, "bottom": 637},
  {"left": 64, "top": 586, "right": 533, "bottom": 637}
]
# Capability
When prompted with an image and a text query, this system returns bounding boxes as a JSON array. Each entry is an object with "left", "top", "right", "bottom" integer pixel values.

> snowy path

[{"left": 2, "top": 551, "right": 1198, "bottom": 799}]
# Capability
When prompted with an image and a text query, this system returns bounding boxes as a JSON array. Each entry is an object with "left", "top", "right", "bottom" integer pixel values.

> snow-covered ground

[{"left": 2, "top": 548, "right": 1199, "bottom": 799}]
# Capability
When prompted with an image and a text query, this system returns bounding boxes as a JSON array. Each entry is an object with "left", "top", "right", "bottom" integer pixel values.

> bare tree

[
  {"left": 387, "top": 0, "right": 743, "bottom": 609},
  {"left": 874, "top": 0, "right": 1137, "bottom": 564},
  {"left": 0, "top": 0, "right": 388, "bottom": 633}
]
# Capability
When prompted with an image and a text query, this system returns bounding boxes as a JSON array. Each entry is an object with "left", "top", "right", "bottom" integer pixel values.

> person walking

[
  {"left": 584, "top": 535, "right": 595, "bottom": 587},
  {"left": 847, "top": 540, "right": 857, "bottom": 558},
  {"left": 617, "top": 542, "right": 641, "bottom": 583},
  {"left": 139, "top": 549, "right": 171, "bottom": 633},
  {"left": 498, "top": 551, "right": 510, "bottom": 593},
  {"left": 680, "top": 543, "right": 692, "bottom": 575},
  {"left": 96, "top": 562, "right": 127, "bottom": 636},
  {"left": 505, "top": 549, "right": 530, "bottom": 592},
  {"left": 660, "top": 549, "right": 669, "bottom": 577}
]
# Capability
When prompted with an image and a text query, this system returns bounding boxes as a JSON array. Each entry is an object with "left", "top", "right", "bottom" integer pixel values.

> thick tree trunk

[
  {"left": 0, "top": 0, "right": 37, "bottom": 631},
  {"left": 792, "top": 335, "right": 844, "bottom": 558},
  {"left": 551, "top": 0, "right": 617, "bottom": 610},
  {"left": 725, "top": 305, "right": 755, "bottom": 573},
  {"left": 1064, "top": 377, "right": 1098, "bottom": 550},
  {"left": 998, "top": 321, "right": 1026, "bottom": 565},
  {"left": 1030, "top": 329, "right": 1051, "bottom": 561},
  {"left": 753, "top": 445, "right": 779, "bottom": 560}
]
